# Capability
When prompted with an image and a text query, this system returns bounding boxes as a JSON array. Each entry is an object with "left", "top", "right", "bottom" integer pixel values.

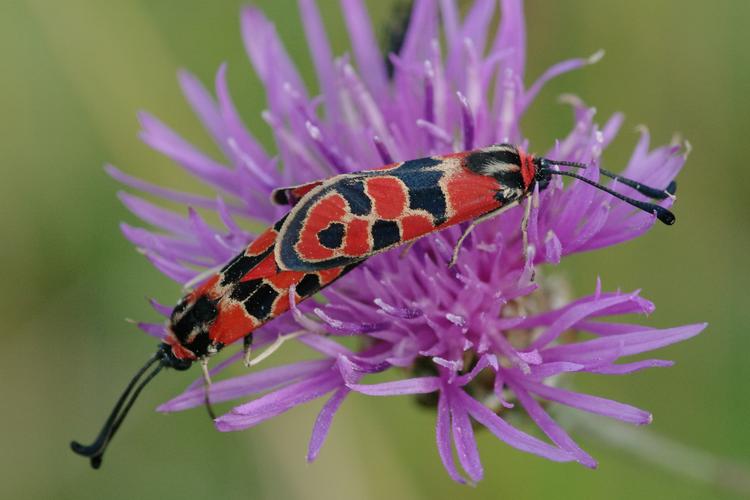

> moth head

[{"left": 167, "top": 293, "right": 220, "bottom": 360}]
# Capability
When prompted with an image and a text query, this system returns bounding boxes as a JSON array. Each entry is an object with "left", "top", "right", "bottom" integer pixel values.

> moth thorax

[{"left": 465, "top": 144, "right": 527, "bottom": 202}]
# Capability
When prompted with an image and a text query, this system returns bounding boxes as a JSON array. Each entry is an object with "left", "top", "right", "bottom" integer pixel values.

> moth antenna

[
  {"left": 544, "top": 169, "right": 675, "bottom": 225},
  {"left": 71, "top": 350, "right": 165, "bottom": 469},
  {"left": 543, "top": 158, "right": 677, "bottom": 200}
]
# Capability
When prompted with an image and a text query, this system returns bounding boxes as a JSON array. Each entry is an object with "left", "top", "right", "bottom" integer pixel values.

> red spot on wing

[
  {"left": 290, "top": 182, "right": 322, "bottom": 199},
  {"left": 248, "top": 227, "right": 277, "bottom": 254},
  {"left": 194, "top": 275, "right": 221, "bottom": 295},
  {"left": 270, "top": 291, "right": 290, "bottom": 317},
  {"left": 318, "top": 268, "right": 344, "bottom": 283},
  {"left": 241, "top": 253, "right": 278, "bottom": 281},
  {"left": 342, "top": 218, "right": 370, "bottom": 256},
  {"left": 296, "top": 193, "right": 348, "bottom": 260},
  {"left": 401, "top": 214, "right": 436, "bottom": 241},
  {"left": 445, "top": 169, "right": 502, "bottom": 224},
  {"left": 366, "top": 177, "right": 407, "bottom": 219},
  {"left": 266, "top": 270, "right": 306, "bottom": 290},
  {"left": 209, "top": 302, "right": 257, "bottom": 346}
]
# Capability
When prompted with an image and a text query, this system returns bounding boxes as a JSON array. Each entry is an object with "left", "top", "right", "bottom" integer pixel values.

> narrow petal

[
  {"left": 530, "top": 294, "right": 647, "bottom": 350},
  {"left": 214, "top": 64, "right": 270, "bottom": 170},
  {"left": 215, "top": 370, "right": 341, "bottom": 431},
  {"left": 118, "top": 192, "right": 193, "bottom": 236},
  {"left": 138, "top": 112, "right": 239, "bottom": 193},
  {"left": 241, "top": 7, "right": 305, "bottom": 95},
  {"left": 518, "top": 379, "right": 652, "bottom": 425},
  {"left": 450, "top": 391, "right": 484, "bottom": 482},
  {"left": 522, "top": 52, "right": 603, "bottom": 112},
  {"left": 397, "top": 0, "right": 438, "bottom": 66},
  {"left": 145, "top": 253, "right": 197, "bottom": 284},
  {"left": 340, "top": 0, "right": 388, "bottom": 101},
  {"left": 436, "top": 390, "right": 465, "bottom": 484},
  {"left": 457, "top": 390, "right": 573, "bottom": 462},
  {"left": 347, "top": 376, "right": 441, "bottom": 396},
  {"left": 159, "top": 359, "right": 333, "bottom": 412},
  {"left": 119, "top": 223, "right": 208, "bottom": 265},
  {"left": 106, "top": 164, "right": 244, "bottom": 214},
  {"left": 298, "top": 0, "right": 340, "bottom": 120},
  {"left": 542, "top": 323, "right": 708, "bottom": 363},
  {"left": 178, "top": 69, "right": 227, "bottom": 156},
  {"left": 137, "top": 322, "right": 166, "bottom": 339},
  {"left": 588, "top": 359, "right": 674, "bottom": 375},
  {"left": 148, "top": 298, "right": 173, "bottom": 317},
  {"left": 307, "top": 387, "right": 350, "bottom": 462},
  {"left": 509, "top": 380, "right": 597, "bottom": 468},
  {"left": 491, "top": 0, "right": 526, "bottom": 79}
]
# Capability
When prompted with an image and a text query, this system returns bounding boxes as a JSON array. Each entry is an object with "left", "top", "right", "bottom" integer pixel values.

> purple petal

[
  {"left": 575, "top": 320, "right": 648, "bottom": 337},
  {"left": 340, "top": 0, "right": 387, "bottom": 101},
  {"left": 397, "top": 0, "right": 438, "bottom": 66},
  {"left": 449, "top": 391, "right": 484, "bottom": 482},
  {"left": 588, "top": 359, "right": 674, "bottom": 375},
  {"left": 106, "top": 164, "right": 243, "bottom": 214},
  {"left": 307, "top": 387, "right": 350, "bottom": 462},
  {"left": 137, "top": 322, "right": 165, "bottom": 339},
  {"left": 530, "top": 294, "right": 648, "bottom": 349},
  {"left": 215, "top": 370, "right": 342, "bottom": 431},
  {"left": 542, "top": 323, "right": 707, "bottom": 364},
  {"left": 159, "top": 359, "right": 333, "bottom": 412},
  {"left": 145, "top": 253, "right": 196, "bottom": 284},
  {"left": 544, "top": 229, "right": 562, "bottom": 264},
  {"left": 457, "top": 390, "right": 573, "bottom": 462},
  {"left": 436, "top": 390, "right": 465, "bottom": 484},
  {"left": 178, "top": 69, "right": 228, "bottom": 157},
  {"left": 527, "top": 362, "right": 584, "bottom": 380},
  {"left": 214, "top": 64, "right": 270, "bottom": 173},
  {"left": 120, "top": 223, "right": 211, "bottom": 266},
  {"left": 148, "top": 298, "right": 173, "bottom": 317},
  {"left": 517, "top": 379, "right": 652, "bottom": 425},
  {"left": 509, "top": 380, "right": 597, "bottom": 468},
  {"left": 347, "top": 376, "right": 441, "bottom": 396},
  {"left": 241, "top": 7, "right": 306, "bottom": 98},
  {"left": 522, "top": 51, "right": 603, "bottom": 112},
  {"left": 118, "top": 192, "right": 193, "bottom": 236},
  {"left": 298, "top": 0, "right": 340, "bottom": 120},
  {"left": 492, "top": 0, "right": 526, "bottom": 79},
  {"left": 138, "top": 112, "right": 238, "bottom": 194}
]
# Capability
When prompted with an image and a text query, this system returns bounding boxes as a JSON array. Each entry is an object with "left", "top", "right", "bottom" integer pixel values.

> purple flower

[{"left": 114, "top": 0, "right": 705, "bottom": 484}]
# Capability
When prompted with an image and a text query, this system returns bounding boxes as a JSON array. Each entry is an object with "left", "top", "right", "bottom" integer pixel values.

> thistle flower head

[{"left": 114, "top": 0, "right": 705, "bottom": 484}]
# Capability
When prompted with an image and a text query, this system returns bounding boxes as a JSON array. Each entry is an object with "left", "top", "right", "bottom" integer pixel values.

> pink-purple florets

[{"left": 113, "top": 0, "right": 705, "bottom": 484}]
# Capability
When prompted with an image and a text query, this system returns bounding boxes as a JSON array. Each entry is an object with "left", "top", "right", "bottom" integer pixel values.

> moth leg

[
  {"left": 200, "top": 358, "right": 216, "bottom": 420},
  {"left": 242, "top": 332, "right": 254, "bottom": 367},
  {"left": 450, "top": 222, "right": 480, "bottom": 268},
  {"left": 449, "top": 202, "right": 519, "bottom": 267},
  {"left": 247, "top": 330, "right": 307, "bottom": 367},
  {"left": 521, "top": 195, "right": 533, "bottom": 261}
]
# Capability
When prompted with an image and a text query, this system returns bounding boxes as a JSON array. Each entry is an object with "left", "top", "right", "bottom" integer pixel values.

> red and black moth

[{"left": 71, "top": 144, "right": 676, "bottom": 468}]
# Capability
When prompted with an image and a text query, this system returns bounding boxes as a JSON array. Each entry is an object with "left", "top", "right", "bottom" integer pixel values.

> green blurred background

[{"left": 2, "top": 0, "right": 748, "bottom": 498}]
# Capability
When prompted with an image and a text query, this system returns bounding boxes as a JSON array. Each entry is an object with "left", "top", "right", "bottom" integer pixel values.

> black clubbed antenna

[
  {"left": 543, "top": 168, "right": 675, "bottom": 225},
  {"left": 547, "top": 159, "right": 677, "bottom": 201},
  {"left": 71, "top": 347, "right": 167, "bottom": 469}
]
